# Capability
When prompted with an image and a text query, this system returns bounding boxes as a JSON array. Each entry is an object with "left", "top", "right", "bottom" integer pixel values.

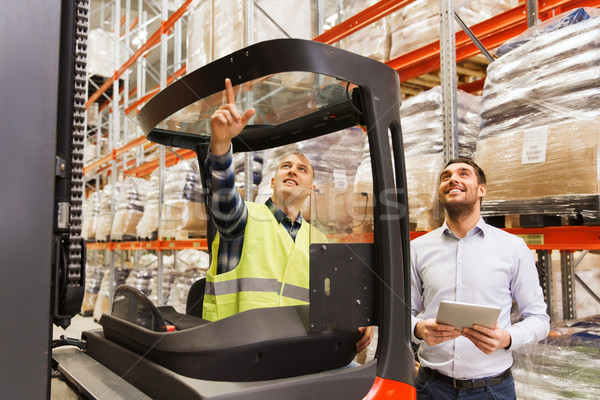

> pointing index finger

[{"left": 225, "top": 78, "right": 236, "bottom": 105}]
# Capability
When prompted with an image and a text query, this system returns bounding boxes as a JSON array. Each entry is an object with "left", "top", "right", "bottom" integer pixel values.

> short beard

[{"left": 441, "top": 198, "right": 478, "bottom": 220}]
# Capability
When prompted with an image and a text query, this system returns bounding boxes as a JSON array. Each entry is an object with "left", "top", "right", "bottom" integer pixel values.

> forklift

[
  {"left": 54, "top": 37, "right": 415, "bottom": 399},
  {"left": 3, "top": 2, "right": 415, "bottom": 395}
]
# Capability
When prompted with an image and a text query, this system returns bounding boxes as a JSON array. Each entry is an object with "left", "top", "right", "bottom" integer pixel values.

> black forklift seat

[
  {"left": 101, "top": 284, "right": 360, "bottom": 382},
  {"left": 185, "top": 277, "right": 206, "bottom": 318}
]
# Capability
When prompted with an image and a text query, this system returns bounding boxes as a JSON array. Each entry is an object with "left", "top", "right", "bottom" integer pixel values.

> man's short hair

[{"left": 442, "top": 158, "right": 486, "bottom": 185}]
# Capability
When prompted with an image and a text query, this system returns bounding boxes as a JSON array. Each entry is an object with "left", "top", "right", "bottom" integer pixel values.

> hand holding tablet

[{"left": 435, "top": 300, "right": 501, "bottom": 331}]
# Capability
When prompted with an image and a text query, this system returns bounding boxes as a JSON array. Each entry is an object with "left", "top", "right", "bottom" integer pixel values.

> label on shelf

[{"left": 516, "top": 234, "right": 544, "bottom": 246}]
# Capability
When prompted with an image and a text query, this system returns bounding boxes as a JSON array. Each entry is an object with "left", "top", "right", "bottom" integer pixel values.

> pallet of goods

[{"left": 476, "top": 8, "right": 600, "bottom": 225}]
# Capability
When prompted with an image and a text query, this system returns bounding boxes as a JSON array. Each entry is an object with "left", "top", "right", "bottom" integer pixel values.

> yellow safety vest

[{"left": 202, "top": 202, "right": 327, "bottom": 321}]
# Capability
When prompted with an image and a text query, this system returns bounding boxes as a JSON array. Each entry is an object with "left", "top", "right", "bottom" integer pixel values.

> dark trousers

[{"left": 415, "top": 367, "right": 516, "bottom": 400}]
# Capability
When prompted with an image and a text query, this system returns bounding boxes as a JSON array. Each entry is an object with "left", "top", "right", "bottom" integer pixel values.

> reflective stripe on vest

[
  {"left": 205, "top": 278, "right": 309, "bottom": 303},
  {"left": 202, "top": 202, "right": 325, "bottom": 321}
]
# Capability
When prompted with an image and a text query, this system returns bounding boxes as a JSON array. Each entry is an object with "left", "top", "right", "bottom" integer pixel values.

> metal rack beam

[
  {"left": 536, "top": 250, "right": 555, "bottom": 320},
  {"left": 387, "top": 0, "right": 600, "bottom": 82},
  {"left": 313, "top": 0, "right": 416, "bottom": 44}
]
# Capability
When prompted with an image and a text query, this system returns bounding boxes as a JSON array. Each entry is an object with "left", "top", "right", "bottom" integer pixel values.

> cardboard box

[
  {"left": 476, "top": 118, "right": 600, "bottom": 202},
  {"left": 111, "top": 210, "right": 143, "bottom": 240},
  {"left": 406, "top": 153, "right": 445, "bottom": 231},
  {"left": 159, "top": 199, "right": 208, "bottom": 239}
]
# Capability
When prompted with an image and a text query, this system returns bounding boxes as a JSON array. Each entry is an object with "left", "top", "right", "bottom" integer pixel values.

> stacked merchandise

[
  {"left": 186, "top": 0, "right": 313, "bottom": 73},
  {"left": 110, "top": 177, "right": 148, "bottom": 241},
  {"left": 116, "top": 251, "right": 209, "bottom": 313},
  {"left": 93, "top": 265, "right": 131, "bottom": 321},
  {"left": 149, "top": 253, "right": 176, "bottom": 307},
  {"left": 122, "top": 252, "right": 173, "bottom": 306},
  {"left": 233, "top": 151, "right": 264, "bottom": 199},
  {"left": 159, "top": 159, "right": 207, "bottom": 239},
  {"left": 339, "top": 0, "right": 391, "bottom": 62},
  {"left": 87, "top": 29, "right": 126, "bottom": 78},
  {"left": 80, "top": 263, "right": 105, "bottom": 316},
  {"left": 83, "top": 140, "right": 97, "bottom": 164},
  {"left": 136, "top": 174, "right": 160, "bottom": 240},
  {"left": 389, "top": 0, "right": 517, "bottom": 58},
  {"left": 81, "top": 191, "right": 100, "bottom": 241},
  {"left": 124, "top": 253, "right": 159, "bottom": 299},
  {"left": 95, "top": 183, "right": 120, "bottom": 241},
  {"left": 165, "top": 249, "right": 210, "bottom": 313},
  {"left": 353, "top": 87, "right": 480, "bottom": 231},
  {"left": 512, "top": 315, "right": 600, "bottom": 399},
  {"left": 256, "top": 127, "right": 366, "bottom": 235},
  {"left": 186, "top": 0, "right": 212, "bottom": 73},
  {"left": 475, "top": 8, "right": 600, "bottom": 221}
]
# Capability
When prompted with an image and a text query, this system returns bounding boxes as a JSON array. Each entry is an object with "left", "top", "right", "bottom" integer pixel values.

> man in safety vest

[{"left": 201, "top": 78, "right": 373, "bottom": 353}]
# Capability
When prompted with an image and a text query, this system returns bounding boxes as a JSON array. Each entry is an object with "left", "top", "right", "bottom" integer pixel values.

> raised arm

[
  {"left": 205, "top": 79, "right": 256, "bottom": 239},
  {"left": 209, "top": 78, "right": 256, "bottom": 156}
]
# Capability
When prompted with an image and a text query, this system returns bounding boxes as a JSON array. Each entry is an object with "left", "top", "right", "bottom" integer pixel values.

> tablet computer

[{"left": 436, "top": 300, "right": 501, "bottom": 331}]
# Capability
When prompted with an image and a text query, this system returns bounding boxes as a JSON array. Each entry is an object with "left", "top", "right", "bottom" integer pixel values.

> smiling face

[
  {"left": 438, "top": 162, "right": 486, "bottom": 217},
  {"left": 271, "top": 153, "right": 315, "bottom": 211}
]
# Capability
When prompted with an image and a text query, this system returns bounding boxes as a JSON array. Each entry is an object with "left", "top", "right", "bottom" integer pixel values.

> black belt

[{"left": 421, "top": 367, "right": 512, "bottom": 390}]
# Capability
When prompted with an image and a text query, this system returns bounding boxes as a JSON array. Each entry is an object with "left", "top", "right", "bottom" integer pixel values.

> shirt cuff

[
  {"left": 207, "top": 144, "right": 233, "bottom": 171},
  {"left": 411, "top": 316, "right": 424, "bottom": 344},
  {"left": 505, "top": 325, "right": 522, "bottom": 351}
]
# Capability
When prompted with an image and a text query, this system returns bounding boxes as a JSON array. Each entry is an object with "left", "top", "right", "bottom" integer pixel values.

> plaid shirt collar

[
  {"left": 265, "top": 197, "right": 303, "bottom": 225},
  {"left": 265, "top": 198, "right": 303, "bottom": 241}
]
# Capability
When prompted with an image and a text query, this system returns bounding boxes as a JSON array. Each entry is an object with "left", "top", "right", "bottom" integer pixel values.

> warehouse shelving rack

[{"left": 84, "top": 0, "right": 600, "bottom": 316}]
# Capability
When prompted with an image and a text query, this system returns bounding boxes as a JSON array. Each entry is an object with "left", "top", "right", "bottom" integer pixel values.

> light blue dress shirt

[{"left": 411, "top": 218, "right": 550, "bottom": 379}]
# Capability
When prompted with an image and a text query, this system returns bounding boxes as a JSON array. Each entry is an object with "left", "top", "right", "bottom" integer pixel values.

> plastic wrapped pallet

[
  {"left": 496, "top": 7, "right": 598, "bottom": 57},
  {"left": 159, "top": 159, "right": 207, "bottom": 239},
  {"left": 360, "top": 86, "right": 480, "bottom": 231},
  {"left": 87, "top": 28, "right": 126, "bottom": 78},
  {"left": 187, "top": 0, "right": 313, "bottom": 73},
  {"left": 95, "top": 183, "right": 120, "bottom": 242},
  {"left": 233, "top": 151, "right": 264, "bottom": 199},
  {"left": 80, "top": 263, "right": 105, "bottom": 316},
  {"left": 512, "top": 315, "right": 600, "bottom": 399},
  {"left": 165, "top": 249, "right": 210, "bottom": 313},
  {"left": 481, "top": 8, "right": 600, "bottom": 137},
  {"left": 167, "top": 270, "right": 206, "bottom": 313},
  {"left": 389, "top": 0, "right": 517, "bottom": 58},
  {"left": 84, "top": 140, "right": 97, "bottom": 164},
  {"left": 136, "top": 174, "right": 160, "bottom": 240},
  {"left": 476, "top": 118, "right": 600, "bottom": 202},
  {"left": 110, "top": 177, "right": 148, "bottom": 241},
  {"left": 125, "top": 267, "right": 157, "bottom": 298},
  {"left": 93, "top": 266, "right": 130, "bottom": 321},
  {"left": 81, "top": 191, "right": 100, "bottom": 241},
  {"left": 339, "top": 0, "right": 391, "bottom": 62},
  {"left": 186, "top": 0, "right": 213, "bottom": 73},
  {"left": 401, "top": 87, "right": 481, "bottom": 157},
  {"left": 351, "top": 87, "right": 481, "bottom": 232},
  {"left": 353, "top": 142, "right": 444, "bottom": 233},
  {"left": 475, "top": 8, "right": 600, "bottom": 218},
  {"left": 119, "top": 250, "right": 210, "bottom": 311},
  {"left": 256, "top": 127, "right": 366, "bottom": 235}
]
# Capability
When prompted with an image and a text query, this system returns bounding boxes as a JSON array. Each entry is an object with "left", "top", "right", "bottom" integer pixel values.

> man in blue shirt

[{"left": 411, "top": 158, "right": 550, "bottom": 399}]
